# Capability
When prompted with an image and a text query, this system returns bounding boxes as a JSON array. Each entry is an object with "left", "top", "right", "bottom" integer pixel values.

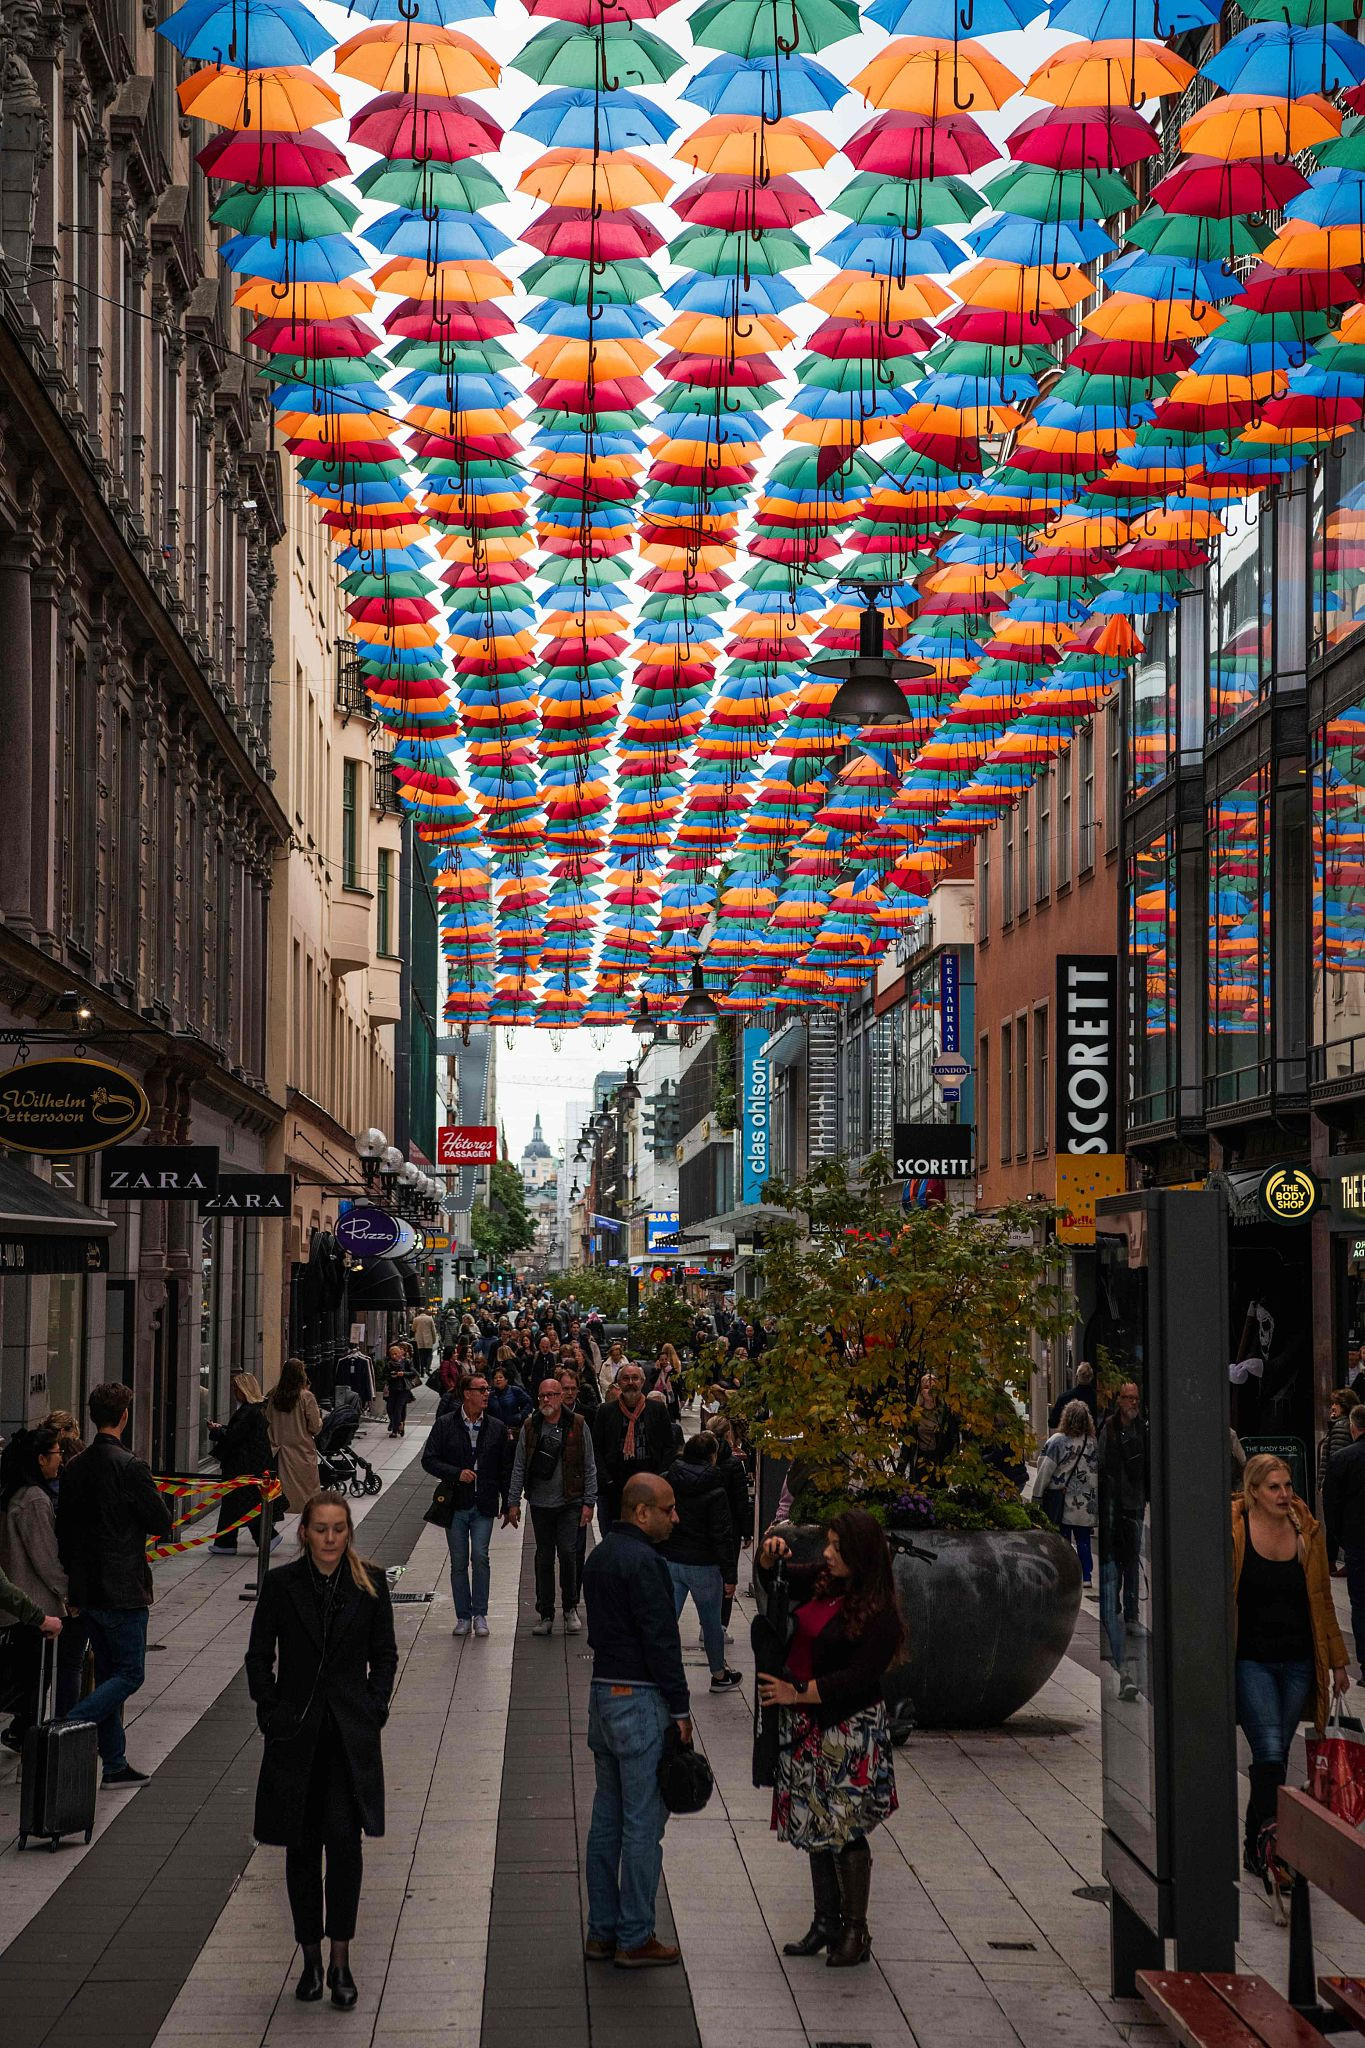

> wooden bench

[
  {"left": 1138, "top": 1972, "right": 1333, "bottom": 2047},
  {"left": 1278, "top": 1788, "right": 1365, "bottom": 2027},
  {"left": 1319, "top": 1980, "right": 1365, "bottom": 2032}
]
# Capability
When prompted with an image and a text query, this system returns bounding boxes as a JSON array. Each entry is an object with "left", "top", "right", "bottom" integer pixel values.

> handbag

[
  {"left": 1042, "top": 1443, "right": 1085, "bottom": 1528},
  {"left": 658, "top": 1722, "right": 714, "bottom": 1815},
  {"left": 751, "top": 1558, "right": 793, "bottom": 1788},
  {"left": 423, "top": 1482, "right": 457, "bottom": 1528},
  {"left": 1305, "top": 1700, "right": 1365, "bottom": 1825}
]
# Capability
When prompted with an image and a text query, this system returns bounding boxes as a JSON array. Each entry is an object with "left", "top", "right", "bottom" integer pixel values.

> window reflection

[
  {"left": 1208, "top": 772, "right": 1270, "bottom": 1103},
  {"left": 1128, "top": 832, "right": 1176, "bottom": 1126},
  {"left": 1313, "top": 705, "right": 1365, "bottom": 1073},
  {"left": 1208, "top": 498, "right": 1272, "bottom": 738},
  {"left": 1127, "top": 608, "right": 1177, "bottom": 794},
  {"left": 1312, "top": 438, "right": 1365, "bottom": 658}
]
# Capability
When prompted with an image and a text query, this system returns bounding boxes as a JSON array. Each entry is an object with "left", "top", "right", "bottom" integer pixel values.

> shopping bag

[{"left": 1305, "top": 1703, "right": 1365, "bottom": 1825}]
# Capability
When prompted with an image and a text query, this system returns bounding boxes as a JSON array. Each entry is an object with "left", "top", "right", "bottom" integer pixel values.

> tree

[
  {"left": 543, "top": 1268, "right": 628, "bottom": 1318},
  {"left": 471, "top": 1160, "right": 538, "bottom": 1265},
  {"left": 730, "top": 1157, "right": 1070, "bottom": 1526}
]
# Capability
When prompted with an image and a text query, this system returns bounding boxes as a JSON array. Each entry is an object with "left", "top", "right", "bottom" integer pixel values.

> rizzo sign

[
  {"left": 436, "top": 1125, "right": 498, "bottom": 1167},
  {"left": 200, "top": 1174, "right": 293, "bottom": 1217},
  {"left": 102, "top": 1147, "right": 220, "bottom": 1199},
  {"left": 334, "top": 1205, "right": 406, "bottom": 1260},
  {"left": 893, "top": 1122, "right": 975, "bottom": 1180},
  {"left": 0, "top": 1058, "right": 149, "bottom": 1156},
  {"left": 1056, "top": 955, "right": 1119, "bottom": 1156}
]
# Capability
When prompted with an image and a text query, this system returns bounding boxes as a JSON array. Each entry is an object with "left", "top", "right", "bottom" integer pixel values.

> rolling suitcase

[{"left": 18, "top": 1635, "right": 98, "bottom": 1851}]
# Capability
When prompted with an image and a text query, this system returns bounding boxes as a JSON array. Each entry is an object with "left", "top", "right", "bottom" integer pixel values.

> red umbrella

[
  {"left": 384, "top": 301, "right": 516, "bottom": 340},
  {"left": 286, "top": 435, "right": 403, "bottom": 462},
  {"left": 407, "top": 429, "right": 520, "bottom": 458},
  {"left": 247, "top": 315, "right": 380, "bottom": 355},
  {"left": 1008, "top": 104, "right": 1159, "bottom": 172},
  {"left": 347, "top": 597, "right": 439, "bottom": 626},
  {"left": 521, "top": 207, "right": 665, "bottom": 259},
  {"left": 1151, "top": 153, "right": 1308, "bottom": 217},
  {"left": 198, "top": 127, "right": 349, "bottom": 186},
  {"left": 940, "top": 306, "right": 1073, "bottom": 345},
  {"left": 1240, "top": 264, "right": 1361, "bottom": 312},
  {"left": 524, "top": 0, "right": 672, "bottom": 17},
  {"left": 843, "top": 110, "right": 997, "bottom": 179},
  {"left": 673, "top": 173, "right": 821, "bottom": 230},
  {"left": 527, "top": 376, "right": 651, "bottom": 408},
  {"left": 1067, "top": 336, "right": 1196, "bottom": 374},
  {"left": 807, "top": 315, "right": 937, "bottom": 358},
  {"left": 654, "top": 351, "right": 777, "bottom": 386},
  {"left": 349, "top": 93, "right": 503, "bottom": 162}
]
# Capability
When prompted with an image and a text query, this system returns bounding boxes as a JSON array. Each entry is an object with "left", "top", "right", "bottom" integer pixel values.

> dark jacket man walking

[{"left": 592, "top": 1365, "right": 675, "bottom": 1531}]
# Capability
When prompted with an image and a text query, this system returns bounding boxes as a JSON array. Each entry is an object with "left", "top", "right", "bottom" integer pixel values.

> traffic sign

[
  {"left": 931, "top": 1052, "right": 971, "bottom": 1083},
  {"left": 941, "top": 1086, "right": 961, "bottom": 1106}
]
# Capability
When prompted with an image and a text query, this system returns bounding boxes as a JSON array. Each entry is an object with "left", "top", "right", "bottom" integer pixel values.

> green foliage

[
  {"left": 634, "top": 1285, "right": 694, "bottom": 1361},
  {"left": 731, "top": 1157, "right": 1071, "bottom": 1515},
  {"left": 542, "top": 1268, "right": 628, "bottom": 1317},
  {"left": 471, "top": 1160, "right": 538, "bottom": 1263},
  {"left": 713, "top": 1018, "right": 738, "bottom": 1132}
]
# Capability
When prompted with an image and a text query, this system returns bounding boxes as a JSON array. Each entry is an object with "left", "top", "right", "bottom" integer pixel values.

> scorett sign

[
  {"left": 893, "top": 1122, "right": 975, "bottom": 1180},
  {"left": 0, "top": 1058, "right": 149, "bottom": 1156},
  {"left": 1055, "top": 955, "right": 1119, "bottom": 1156}
]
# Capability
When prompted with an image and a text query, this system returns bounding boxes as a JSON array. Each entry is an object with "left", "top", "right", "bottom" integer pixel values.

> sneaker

[
  {"left": 563, "top": 1607, "right": 582, "bottom": 1635},
  {"left": 472, "top": 1615, "right": 489, "bottom": 1638},
  {"left": 710, "top": 1668, "right": 743, "bottom": 1691},
  {"left": 615, "top": 1937, "right": 681, "bottom": 1969},
  {"left": 531, "top": 1616, "right": 554, "bottom": 1637},
  {"left": 0, "top": 1726, "right": 23, "bottom": 1753},
  {"left": 724, "top": 1629, "right": 734, "bottom": 1644},
  {"left": 452, "top": 1619, "right": 471, "bottom": 1638},
  {"left": 211, "top": 1544, "right": 239, "bottom": 1556},
  {"left": 584, "top": 1936, "right": 615, "bottom": 1962},
  {"left": 102, "top": 1764, "right": 149, "bottom": 1786}
]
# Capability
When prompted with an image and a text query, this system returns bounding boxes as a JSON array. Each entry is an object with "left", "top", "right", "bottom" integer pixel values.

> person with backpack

[
  {"left": 660, "top": 1435, "right": 741, "bottom": 1693},
  {"left": 505, "top": 1378, "right": 597, "bottom": 1636},
  {"left": 208, "top": 1373, "right": 277, "bottom": 1556},
  {"left": 1030, "top": 1401, "right": 1099, "bottom": 1588}
]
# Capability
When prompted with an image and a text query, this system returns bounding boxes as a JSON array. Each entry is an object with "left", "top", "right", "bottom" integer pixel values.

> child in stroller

[{"left": 315, "top": 1388, "right": 382, "bottom": 1497}]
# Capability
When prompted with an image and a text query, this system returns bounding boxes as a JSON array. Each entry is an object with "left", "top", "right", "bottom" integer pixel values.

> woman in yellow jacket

[{"left": 1232, "top": 1453, "right": 1349, "bottom": 1882}]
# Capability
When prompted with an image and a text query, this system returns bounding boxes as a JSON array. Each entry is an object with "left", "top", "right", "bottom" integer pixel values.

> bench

[
  {"left": 1138, "top": 1972, "right": 1333, "bottom": 2048},
  {"left": 1277, "top": 1787, "right": 1365, "bottom": 2028}
]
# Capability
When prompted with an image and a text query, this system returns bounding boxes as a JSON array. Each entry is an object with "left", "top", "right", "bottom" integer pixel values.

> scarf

[{"left": 621, "top": 1396, "right": 643, "bottom": 1460}]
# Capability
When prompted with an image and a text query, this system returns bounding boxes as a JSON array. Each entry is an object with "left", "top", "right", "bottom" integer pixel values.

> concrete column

[{"left": 0, "top": 541, "right": 34, "bottom": 932}]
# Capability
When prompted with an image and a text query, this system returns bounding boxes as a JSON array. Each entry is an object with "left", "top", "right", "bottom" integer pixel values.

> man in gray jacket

[{"left": 505, "top": 1378, "right": 597, "bottom": 1637}]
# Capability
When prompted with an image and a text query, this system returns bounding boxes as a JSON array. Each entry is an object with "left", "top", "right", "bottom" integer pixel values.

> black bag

[
  {"left": 19, "top": 1635, "right": 97, "bottom": 1851},
  {"left": 657, "top": 1722, "right": 714, "bottom": 1815},
  {"left": 751, "top": 1558, "right": 793, "bottom": 1788},
  {"left": 423, "top": 1482, "right": 457, "bottom": 1528}
]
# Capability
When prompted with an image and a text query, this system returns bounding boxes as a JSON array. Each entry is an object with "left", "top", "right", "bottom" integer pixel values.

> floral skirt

[{"left": 771, "top": 1703, "right": 898, "bottom": 1851}]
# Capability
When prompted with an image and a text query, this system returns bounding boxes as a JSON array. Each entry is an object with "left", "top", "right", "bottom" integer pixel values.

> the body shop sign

[
  {"left": 436, "top": 1125, "right": 498, "bottom": 1167},
  {"left": 0, "top": 1058, "right": 149, "bottom": 1155},
  {"left": 1056, "top": 955, "right": 1119, "bottom": 1156},
  {"left": 741, "top": 1028, "right": 770, "bottom": 1207}
]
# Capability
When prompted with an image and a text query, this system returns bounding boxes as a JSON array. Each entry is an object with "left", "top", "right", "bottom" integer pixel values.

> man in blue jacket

[
  {"left": 581, "top": 1472, "right": 693, "bottom": 1970},
  {"left": 421, "top": 1373, "right": 513, "bottom": 1639}
]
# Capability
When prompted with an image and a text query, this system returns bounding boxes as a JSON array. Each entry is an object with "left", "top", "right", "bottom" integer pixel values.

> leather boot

[
  {"left": 1244, "top": 1761, "right": 1279, "bottom": 1876},
  {"left": 294, "top": 1947, "right": 324, "bottom": 2002},
  {"left": 783, "top": 1850, "right": 842, "bottom": 1956},
  {"left": 827, "top": 1838, "right": 872, "bottom": 1967}
]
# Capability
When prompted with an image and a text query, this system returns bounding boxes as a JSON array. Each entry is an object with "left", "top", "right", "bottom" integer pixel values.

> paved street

[{"left": 3, "top": 1396, "right": 1363, "bottom": 2048}]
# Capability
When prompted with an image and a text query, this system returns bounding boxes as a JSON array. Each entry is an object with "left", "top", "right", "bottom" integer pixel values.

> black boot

[
  {"left": 783, "top": 1850, "right": 841, "bottom": 1956},
  {"left": 827, "top": 1838, "right": 872, "bottom": 1967},
  {"left": 328, "top": 1940, "right": 358, "bottom": 2009},
  {"left": 294, "top": 1946, "right": 324, "bottom": 2002},
  {"left": 1246, "top": 1761, "right": 1287, "bottom": 1891}
]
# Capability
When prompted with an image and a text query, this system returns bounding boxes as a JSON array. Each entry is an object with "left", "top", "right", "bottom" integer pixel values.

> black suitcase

[{"left": 18, "top": 1635, "right": 98, "bottom": 1851}]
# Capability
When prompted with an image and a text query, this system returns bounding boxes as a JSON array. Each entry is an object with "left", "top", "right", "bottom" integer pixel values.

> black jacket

[
  {"left": 582, "top": 1523, "right": 690, "bottom": 1718},
  {"left": 211, "top": 1401, "right": 273, "bottom": 1482},
  {"left": 592, "top": 1398, "right": 676, "bottom": 1499},
  {"left": 715, "top": 1449, "right": 751, "bottom": 1575},
  {"left": 763, "top": 1557, "right": 904, "bottom": 1731},
  {"left": 421, "top": 1409, "right": 513, "bottom": 1519},
  {"left": 244, "top": 1557, "right": 397, "bottom": 1844},
  {"left": 1048, "top": 1379, "right": 1099, "bottom": 1431},
  {"left": 1325, "top": 1436, "right": 1365, "bottom": 1556},
  {"left": 56, "top": 1434, "right": 173, "bottom": 1609},
  {"left": 661, "top": 1460, "right": 734, "bottom": 1574}
]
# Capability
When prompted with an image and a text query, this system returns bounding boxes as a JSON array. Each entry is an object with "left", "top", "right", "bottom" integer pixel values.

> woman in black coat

[
  {"left": 209, "top": 1374, "right": 275, "bottom": 1554},
  {"left": 245, "top": 1491, "right": 397, "bottom": 2009},
  {"left": 756, "top": 1509, "right": 904, "bottom": 1969}
]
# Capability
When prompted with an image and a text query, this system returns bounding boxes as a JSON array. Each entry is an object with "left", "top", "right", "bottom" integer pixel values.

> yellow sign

[
  {"left": 1258, "top": 1164, "right": 1320, "bottom": 1226},
  {"left": 427, "top": 1234, "right": 451, "bottom": 1252},
  {"left": 1055, "top": 1155, "right": 1126, "bottom": 1245}
]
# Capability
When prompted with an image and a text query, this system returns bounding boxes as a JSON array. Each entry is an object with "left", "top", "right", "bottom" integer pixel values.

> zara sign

[{"left": 1055, "top": 955, "right": 1119, "bottom": 1157}]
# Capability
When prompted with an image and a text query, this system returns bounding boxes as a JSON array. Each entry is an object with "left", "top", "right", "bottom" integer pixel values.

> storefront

[
  {"left": 1323, "top": 1154, "right": 1365, "bottom": 1387},
  {"left": 0, "top": 1155, "right": 116, "bottom": 1439}
]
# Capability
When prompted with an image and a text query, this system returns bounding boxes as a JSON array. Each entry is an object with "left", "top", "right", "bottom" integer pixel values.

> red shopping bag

[{"left": 1305, "top": 1705, "right": 1365, "bottom": 1826}]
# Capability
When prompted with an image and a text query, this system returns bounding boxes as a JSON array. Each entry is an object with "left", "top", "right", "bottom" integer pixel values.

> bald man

[{"left": 580, "top": 1473, "right": 692, "bottom": 1969}]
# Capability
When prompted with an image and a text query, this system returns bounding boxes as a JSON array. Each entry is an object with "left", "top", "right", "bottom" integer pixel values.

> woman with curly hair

[{"left": 756, "top": 1508, "right": 904, "bottom": 1967}]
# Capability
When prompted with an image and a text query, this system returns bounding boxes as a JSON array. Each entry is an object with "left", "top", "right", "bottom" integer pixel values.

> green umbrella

[
  {"left": 690, "top": 0, "right": 861, "bottom": 55},
  {"left": 1241, "top": 0, "right": 1357, "bottom": 20},
  {"left": 793, "top": 355, "right": 909, "bottom": 391},
  {"left": 511, "top": 22, "right": 682, "bottom": 86},
  {"left": 212, "top": 184, "right": 360, "bottom": 236},
  {"left": 353, "top": 158, "right": 507, "bottom": 211},
  {"left": 388, "top": 338, "right": 518, "bottom": 373},
  {"left": 981, "top": 164, "right": 1136, "bottom": 223},
  {"left": 923, "top": 339, "right": 1055, "bottom": 376},
  {"left": 521, "top": 256, "right": 658, "bottom": 303},
  {"left": 1312, "top": 116, "right": 1365, "bottom": 170},
  {"left": 1050, "top": 369, "right": 1176, "bottom": 405},
  {"left": 829, "top": 172, "right": 982, "bottom": 230},
  {"left": 668, "top": 225, "right": 807, "bottom": 276},
  {"left": 1125, "top": 210, "right": 1269, "bottom": 260},
  {"left": 341, "top": 569, "right": 433, "bottom": 598}
]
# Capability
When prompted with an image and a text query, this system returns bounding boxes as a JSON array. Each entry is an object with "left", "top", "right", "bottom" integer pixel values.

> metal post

[{"left": 240, "top": 1480, "right": 274, "bottom": 1603}]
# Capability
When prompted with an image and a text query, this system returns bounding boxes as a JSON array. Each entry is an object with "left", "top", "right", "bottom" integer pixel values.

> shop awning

[
  {"left": 346, "top": 1256, "right": 406, "bottom": 1311},
  {"left": 0, "top": 1156, "right": 115, "bottom": 1275},
  {"left": 394, "top": 1257, "right": 424, "bottom": 1308}
]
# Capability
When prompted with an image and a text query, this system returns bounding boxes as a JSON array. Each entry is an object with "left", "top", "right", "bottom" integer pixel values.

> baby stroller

[{"left": 316, "top": 1389, "right": 382, "bottom": 1497}]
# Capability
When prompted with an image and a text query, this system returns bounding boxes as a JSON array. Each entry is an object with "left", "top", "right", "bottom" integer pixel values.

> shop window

[
  {"left": 1312, "top": 437, "right": 1365, "bottom": 662},
  {"left": 1128, "top": 831, "right": 1177, "bottom": 1127},
  {"left": 1207, "top": 497, "right": 1273, "bottom": 739},
  {"left": 1312, "top": 700, "right": 1365, "bottom": 1078},
  {"left": 1035, "top": 768, "right": 1051, "bottom": 902},
  {"left": 1033, "top": 1005, "right": 1049, "bottom": 1155},
  {"left": 1128, "top": 609, "right": 1178, "bottom": 796},
  {"left": 1000, "top": 1021, "right": 1013, "bottom": 1165},
  {"left": 1207, "top": 769, "right": 1271, "bottom": 1105}
]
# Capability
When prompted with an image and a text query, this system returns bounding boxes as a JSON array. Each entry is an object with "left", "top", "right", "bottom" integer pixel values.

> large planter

[{"left": 770, "top": 1523, "right": 1082, "bottom": 1731}]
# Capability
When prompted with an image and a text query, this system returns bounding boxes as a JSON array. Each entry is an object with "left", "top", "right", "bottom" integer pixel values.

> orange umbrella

[
  {"left": 852, "top": 37, "right": 1021, "bottom": 114},
  {"left": 659, "top": 311, "right": 794, "bottom": 353},
  {"left": 333, "top": 26, "right": 500, "bottom": 93},
  {"left": 374, "top": 257, "right": 514, "bottom": 300},
  {"left": 233, "top": 278, "right": 375, "bottom": 316},
  {"left": 178, "top": 64, "right": 341, "bottom": 131},
  {"left": 811, "top": 272, "right": 951, "bottom": 320},
  {"left": 1082, "top": 292, "right": 1222, "bottom": 340},
  {"left": 1181, "top": 92, "right": 1340, "bottom": 160},
  {"left": 677, "top": 115, "right": 835, "bottom": 176},
  {"left": 1025, "top": 39, "right": 1194, "bottom": 107},
  {"left": 1262, "top": 220, "right": 1365, "bottom": 270},
  {"left": 953, "top": 260, "right": 1092, "bottom": 311},
  {"left": 525, "top": 336, "right": 657, "bottom": 378},
  {"left": 518, "top": 150, "right": 671, "bottom": 208}
]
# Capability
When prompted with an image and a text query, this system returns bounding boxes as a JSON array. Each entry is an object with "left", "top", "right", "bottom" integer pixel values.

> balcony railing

[{"left": 335, "top": 641, "right": 369, "bottom": 724}]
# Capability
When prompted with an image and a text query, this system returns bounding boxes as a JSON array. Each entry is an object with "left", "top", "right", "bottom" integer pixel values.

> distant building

[{"left": 520, "top": 1112, "right": 556, "bottom": 1191}]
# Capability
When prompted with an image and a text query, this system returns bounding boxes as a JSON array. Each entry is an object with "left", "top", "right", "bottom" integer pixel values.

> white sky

[{"left": 495, "top": 1023, "right": 639, "bottom": 1160}]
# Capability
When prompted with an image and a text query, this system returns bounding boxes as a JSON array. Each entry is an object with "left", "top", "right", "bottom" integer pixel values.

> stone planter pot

[{"left": 772, "top": 1523, "right": 1082, "bottom": 1731}]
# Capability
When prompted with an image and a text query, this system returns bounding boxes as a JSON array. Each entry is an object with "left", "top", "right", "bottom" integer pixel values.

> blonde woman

[
  {"left": 1030, "top": 1401, "right": 1098, "bottom": 1587},
  {"left": 1232, "top": 1453, "right": 1349, "bottom": 1882},
  {"left": 268, "top": 1358, "right": 323, "bottom": 1512},
  {"left": 245, "top": 1491, "right": 397, "bottom": 2009}
]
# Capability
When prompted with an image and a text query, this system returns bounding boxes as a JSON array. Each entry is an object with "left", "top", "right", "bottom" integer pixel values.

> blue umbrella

[
  {"left": 1286, "top": 173, "right": 1365, "bottom": 227},
  {"left": 913, "top": 371, "right": 1038, "bottom": 407},
  {"left": 513, "top": 88, "right": 676, "bottom": 151},
  {"left": 663, "top": 273, "right": 801, "bottom": 315},
  {"left": 1101, "top": 251, "right": 1243, "bottom": 301},
  {"left": 522, "top": 301, "right": 656, "bottom": 340},
  {"left": 1049, "top": 0, "right": 1217, "bottom": 31},
  {"left": 682, "top": 52, "right": 845, "bottom": 115},
  {"left": 870, "top": 0, "right": 1035, "bottom": 28},
  {"left": 967, "top": 214, "right": 1115, "bottom": 266},
  {"left": 366, "top": 210, "right": 512, "bottom": 261},
  {"left": 219, "top": 233, "right": 368, "bottom": 282},
  {"left": 1194, "top": 337, "right": 1310, "bottom": 373},
  {"left": 393, "top": 370, "right": 519, "bottom": 409},
  {"left": 1203, "top": 22, "right": 1365, "bottom": 96},
  {"left": 819, "top": 222, "right": 965, "bottom": 271},
  {"left": 269, "top": 379, "right": 392, "bottom": 411},
  {"left": 1032, "top": 397, "right": 1157, "bottom": 429},
  {"left": 337, "top": 0, "right": 493, "bottom": 18},
  {"left": 159, "top": 0, "right": 334, "bottom": 65}
]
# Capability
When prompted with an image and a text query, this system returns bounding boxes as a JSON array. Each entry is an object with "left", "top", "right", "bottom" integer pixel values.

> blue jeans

[
  {"left": 63, "top": 1606, "right": 149, "bottom": 1773},
  {"left": 447, "top": 1507, "right": 495, "bottom": 1621},
  {"left": 586, "top": 1681, "right": 671, "bottom": 1952},
  {"left": 1344, "top": 1545, "right": 1365, "bottom": 1669},
  {"left": 1236, "top": 1657, "right": 1314, "bottom": 1769},
  {"left": 668, "top": 1559, "right": 726, "bottom": 1675},
  {"left": 1063, "top": 1524, "right": 1093, "bottom": 1583}
]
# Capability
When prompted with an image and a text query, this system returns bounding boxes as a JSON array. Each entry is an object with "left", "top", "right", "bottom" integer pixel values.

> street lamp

[
  {"left": 808, "top": 579, "right": 934, "bottom": 727},
  {"left": 355, "top": 1127, "right": 388, "bottom": 1189},
  {"left": 631, "top": 992, "right": 655, "bottom": 1037},
  {"left": 618, "top": 1064, "right": 640, "bottom": 1106},
  {"left": 678, "top": 958, "right": 720, "bottom": 1023}
]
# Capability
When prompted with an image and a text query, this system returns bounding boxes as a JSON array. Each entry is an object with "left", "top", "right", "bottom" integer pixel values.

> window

[
  {"left": 1033, "top": 1005, "right": 1049, "bottom": 1155},
  {"left": 977, "top": 1037, "right": 989, "bottom": 1166},
  {"left": 1079, "top": 723, "right": 1096, "bottom": 872},
  {"left": 1035, "top": 767, "right": 1052, "bottom": 902},
  {"left": 1128, "top": 831, "right": 1177, "bottom": 1127},
  {"left": 342, "top": 758, "right": 359, "bottom": 888},
  {"left": 979, "top": 831, "right": 991, "bottom": 943},
  {"left": 1000, "top": 1022, "right": 1012, "bottom": 1165},
  {"left": 1020, "top": 799, "right": 1031, "bottom": 915},
  {"left": 1015, "top": 1012, "right": 1029, "bottom": 1159},
  {"left": 376, "top": 847, "right": 394, "bottom": 955},
  {"left": 1002, "top": 810, "right": 1015, "bottom": 924},
  {"left": 1057, "top": 745, "right": 1073, "bottom": 889},
  {"left": 1106, "top": 701, "right": 1121, "bottom": 854},
  {"left": 1208, "top": 495, "right": 1273, "bottom": 737}
]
